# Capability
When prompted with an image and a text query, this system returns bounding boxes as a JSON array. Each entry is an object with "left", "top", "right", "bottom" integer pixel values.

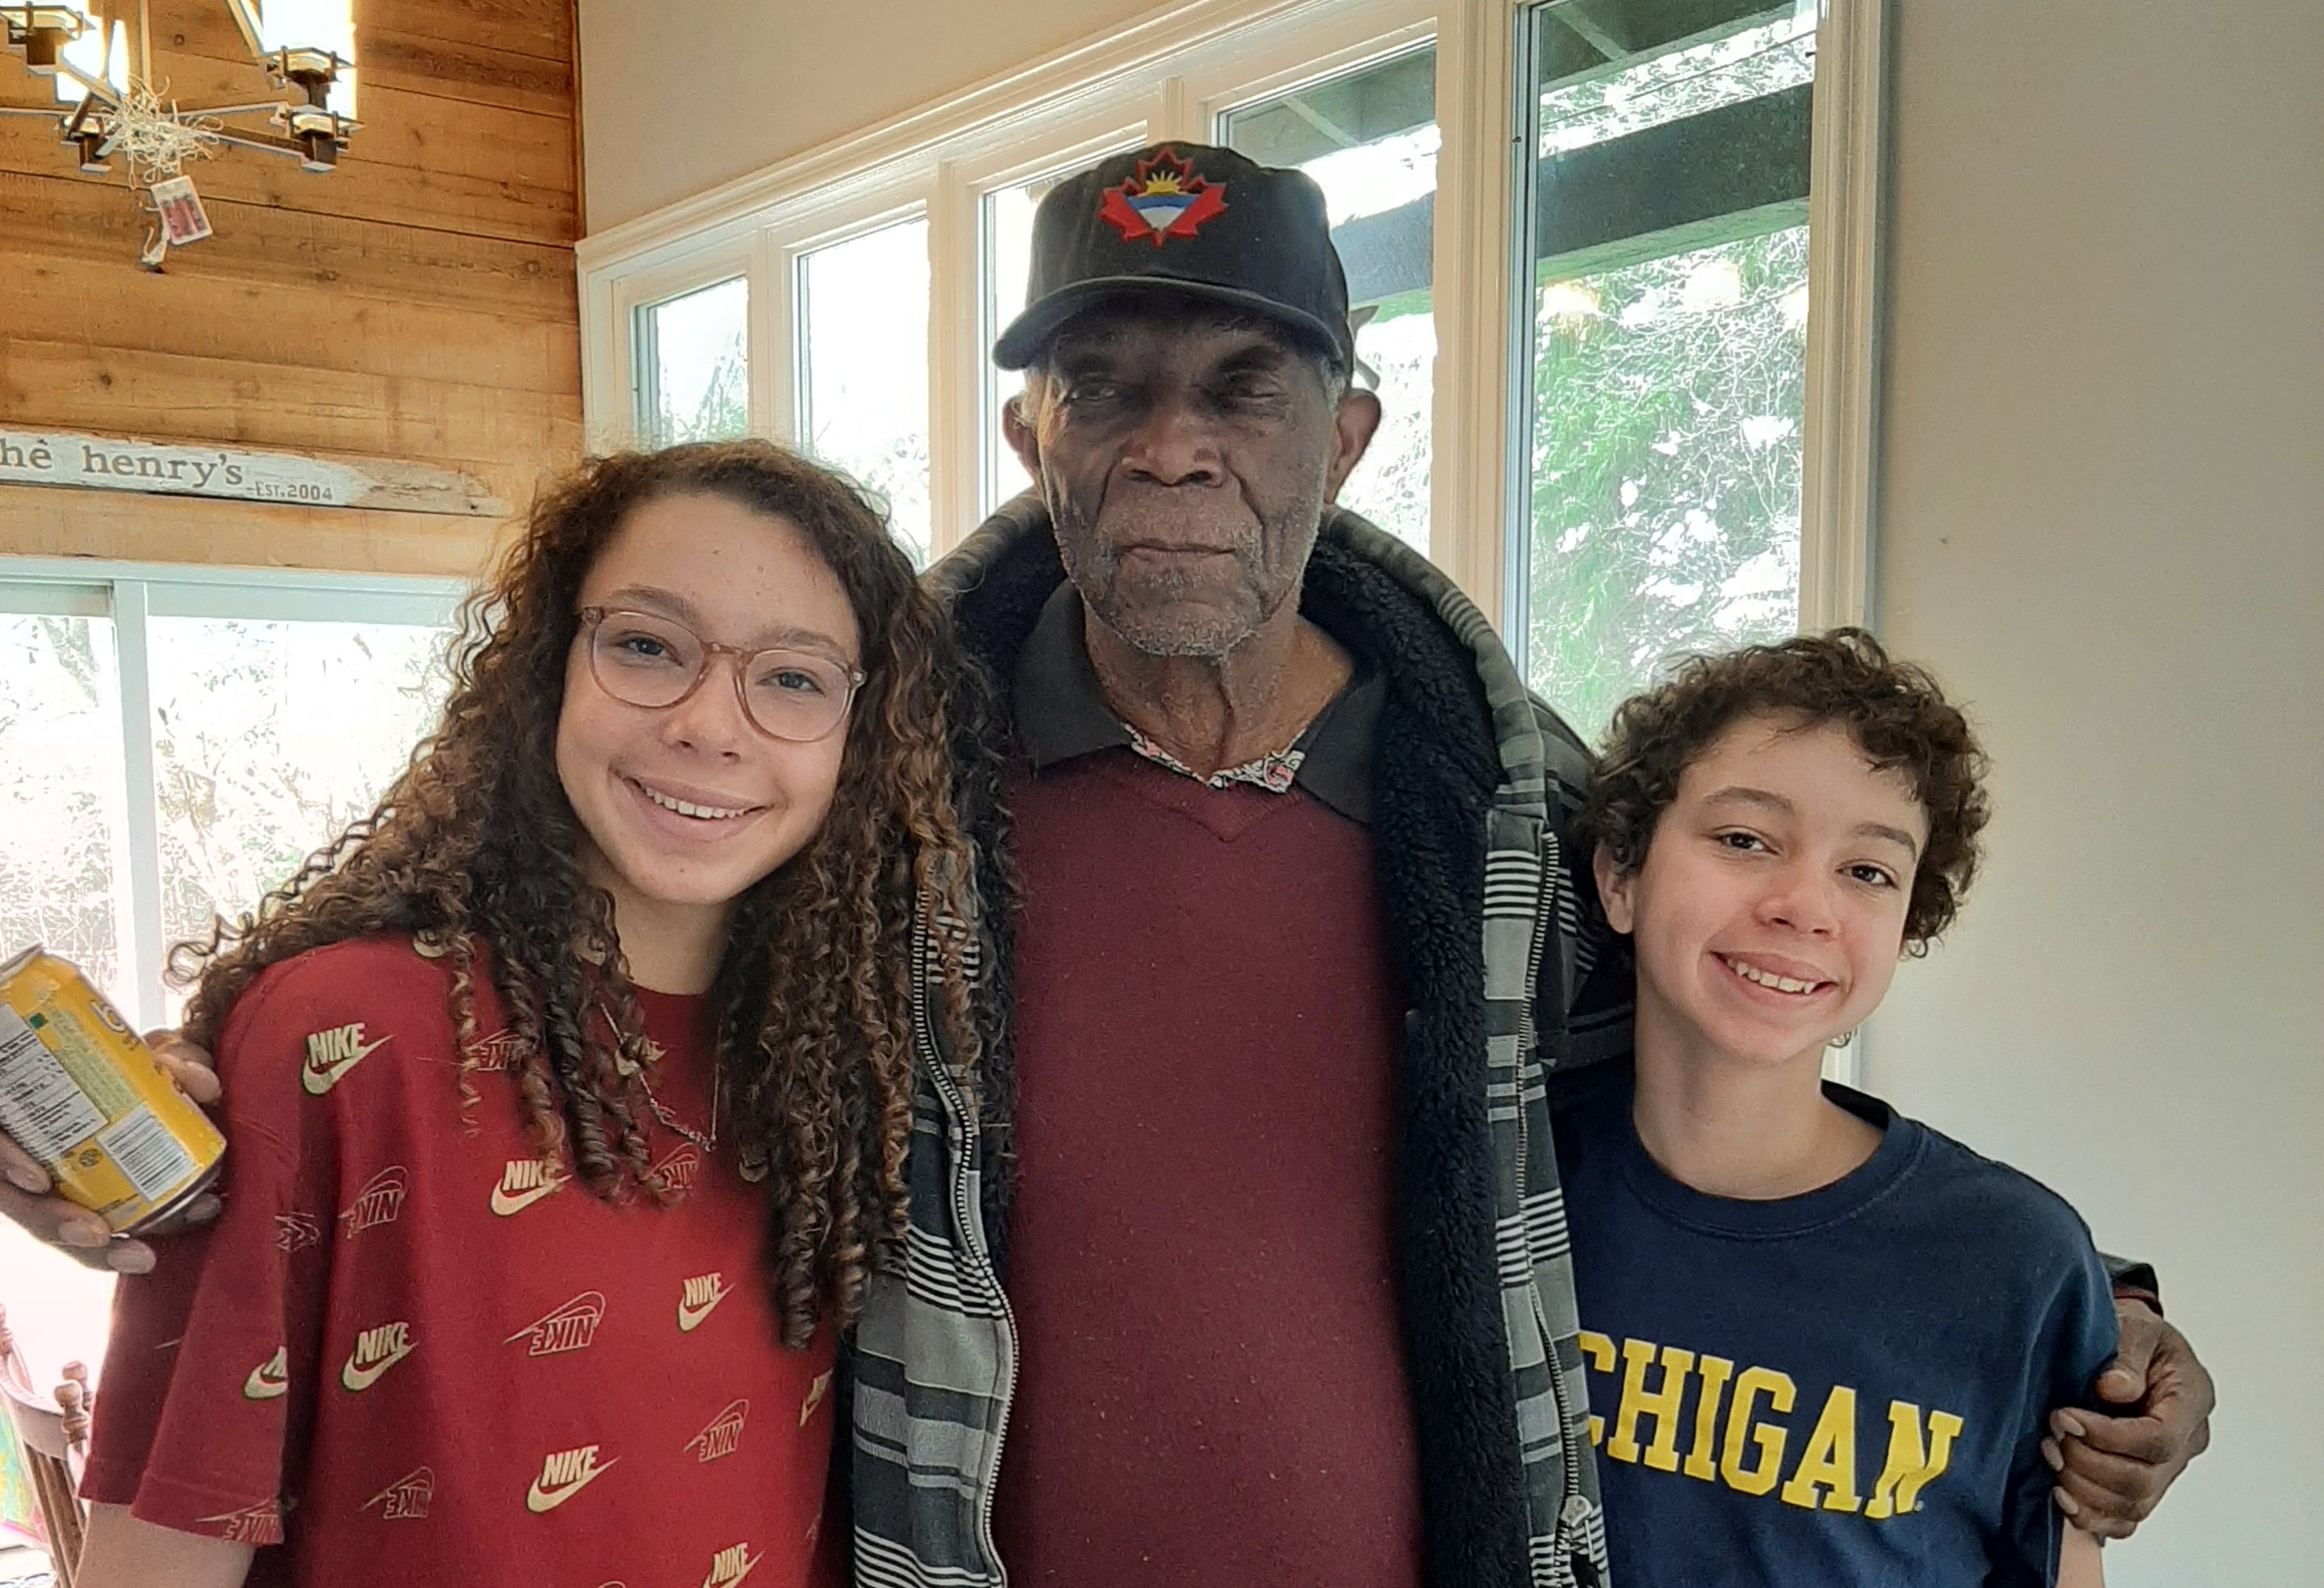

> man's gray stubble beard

[
  {"left": 1048, "top": 462, "right": 1331, "bottom": 660},
  {"left": 1110, "top": 547, "right": 1277, "bottom": 658},
  {"left": 1052, "top": 498, "right": 1260, "bottom": 661}
]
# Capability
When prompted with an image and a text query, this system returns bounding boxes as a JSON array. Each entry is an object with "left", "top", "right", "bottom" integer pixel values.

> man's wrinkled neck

[{"left": 1079, "top": 588, "right": 1350, "bottom": 779}]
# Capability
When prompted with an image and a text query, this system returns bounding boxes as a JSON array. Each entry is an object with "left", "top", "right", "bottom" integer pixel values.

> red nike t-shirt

[{"left": 82, "top": 934, "right": 839, "bottom": 1588}]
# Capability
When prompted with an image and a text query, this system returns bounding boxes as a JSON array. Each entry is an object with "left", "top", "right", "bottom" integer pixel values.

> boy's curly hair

[{"left": 1582, "top": 628, "right": 1992, "bottom": 950}]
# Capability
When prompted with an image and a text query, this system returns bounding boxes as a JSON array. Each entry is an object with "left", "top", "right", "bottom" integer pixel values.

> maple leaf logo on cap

[{"left": 1097, "top": 148, "right": 1228, "bottom": 246}]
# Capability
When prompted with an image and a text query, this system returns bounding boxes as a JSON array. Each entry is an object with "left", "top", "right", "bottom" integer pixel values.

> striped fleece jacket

[{"left": 843, "top": 498, "right": 1638, "bottom": 1588}]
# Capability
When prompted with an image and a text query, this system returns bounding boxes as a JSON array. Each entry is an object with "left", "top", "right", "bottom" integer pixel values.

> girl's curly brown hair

[
  {"left": 171, "top": 441, "right": 990, "bottom": 1346},
  {"left": 1582, "top": 627, "right": 1992, "bottom": 951}
]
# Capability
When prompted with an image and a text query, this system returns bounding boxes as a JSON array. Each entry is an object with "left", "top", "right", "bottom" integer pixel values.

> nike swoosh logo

[
  {"left": 708, "top": 1557, "right": 759, "bottom": 1588},
  {"left": 302, "top": 1033, "right": 391, "bottom": 1096},
  {"left": 526, "top": 1455, "right": 617, "bottom": 1513},
  {"left": 675, "top": 1288, "right": 728, "bottom": 1333},
  {"left": 244, "top": 1360, "right": 289, "bottom": 1400},
  {"left": 489, "top": 1175, "right": 567, "bottom": 1217},
  {"left": 339, "top": 1339, "right": 414, "bottom": 1392}
]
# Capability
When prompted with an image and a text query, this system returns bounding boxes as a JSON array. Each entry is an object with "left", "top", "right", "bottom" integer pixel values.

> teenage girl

[{"left": 59, "top": 441, "right": 986, "bottom": 1588}]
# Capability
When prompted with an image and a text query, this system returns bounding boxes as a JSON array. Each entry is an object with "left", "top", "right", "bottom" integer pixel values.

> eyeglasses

[{"left": 579, "top": 607, "right": 866, "bottom": 743}]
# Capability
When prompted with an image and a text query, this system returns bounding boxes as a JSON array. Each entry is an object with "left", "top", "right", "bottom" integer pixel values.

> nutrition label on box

[{"left": 0, "top": 1005, "right": 106, "bottom": 1163}]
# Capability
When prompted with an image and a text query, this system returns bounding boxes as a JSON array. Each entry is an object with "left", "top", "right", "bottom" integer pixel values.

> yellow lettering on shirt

[
  {"left": 1866, "top": 1401, "right": 1967, "bottom": 1519},
  {"left": 1684, "top": 1355, "right": 1736, "bottom": 1481},
  {"left": 1780, "top": 1385, "right": 1863, "bottom": 1512},
  {"left": 1608, "top": 1337, "right": 1695, "bottom": 1472},
  {"left": 1574, "top": 1326, "right": 1975, "bottom": 1523},
  {"left": 1720, "top": 1366, "right": 1796, "bottom": 1496},
  {"left": 1578, "top": 1331, "right": 1616, "bottom": 1446}
]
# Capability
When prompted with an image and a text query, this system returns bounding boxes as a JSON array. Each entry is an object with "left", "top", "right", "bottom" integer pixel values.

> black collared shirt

[{"left": 1010, "top": 583, "right": 1382, "bottom": 825}]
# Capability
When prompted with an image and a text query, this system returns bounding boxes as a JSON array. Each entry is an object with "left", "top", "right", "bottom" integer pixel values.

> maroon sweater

[{"left": 989, "top": 747, "right": 1423, "bottom": 1587}]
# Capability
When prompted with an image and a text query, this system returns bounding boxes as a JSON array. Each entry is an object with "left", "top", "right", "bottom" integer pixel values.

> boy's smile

[{"left": 1596, "top": 714, "right": 1929, "bottom": 1074}]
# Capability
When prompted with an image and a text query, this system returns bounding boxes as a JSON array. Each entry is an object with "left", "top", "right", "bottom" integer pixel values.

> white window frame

[
  {"left": 629, "top": 265, "right": 754, "bottom": 447},
  {"left": 784, "top": 190, "right": 940, "bottom": 552},
  {"left": 575, "top": 0, "right": 1883, "bottom": 629},
  {"left": 954, "top": 119, "right": 1152, "bottom": 520},
  {"left": 0, "top": 557, "right": 464, "bottom": 1030},
  {"left": 1797, "top": 0, "right": 1885, "bottom": 634}
]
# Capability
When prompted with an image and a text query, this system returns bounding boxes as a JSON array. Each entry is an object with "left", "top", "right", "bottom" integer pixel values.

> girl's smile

[{"left": 555, "top": 491, "right": 861, "bottom": 987}]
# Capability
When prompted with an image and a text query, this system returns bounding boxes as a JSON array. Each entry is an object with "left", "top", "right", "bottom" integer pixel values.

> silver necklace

[
  {"left": 638, "top": 1061, "right": 718, "bottom": 1154},
  {"left": 599, "top": 1001, "right": 717, "bottom": 1152}
]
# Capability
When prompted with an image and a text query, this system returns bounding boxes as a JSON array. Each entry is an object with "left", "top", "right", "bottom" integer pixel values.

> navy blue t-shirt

[{"left": 1553, "top": 1068, "right": 2117, "bottom": 1588}]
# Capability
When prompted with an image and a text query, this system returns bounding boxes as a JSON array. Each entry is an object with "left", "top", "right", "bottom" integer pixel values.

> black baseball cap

[{"left": 993, "top": 142, "right": 1354, "bottom": 373}]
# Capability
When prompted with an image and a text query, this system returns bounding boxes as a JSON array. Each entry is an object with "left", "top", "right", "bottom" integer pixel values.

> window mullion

[
  {"left": 1798, "top": 0, "right": 1885, "bottom": 635},
  {"left": 750, "top": 228, "right": 792, "bottom": 444},
  {"left": 107, "top": 578, "right": 166, "bottom": 1031},
  {"left": 926, "top": 166, "right": 982, "bottom": 558},
  {"left": 629, "top": 299, "right": 661, "bottom": 446},
  {"left": 1498, "top": 0, "right": 1548, "bottom": 667},
  {"left": 1430, "top": 0, "right": 1523, "bottom": 629},
  {"left": 1150, "top": 73, "right": 1197, "bottom": 141},
  {"left": 784, "top": 244, "right": 811, "bottom": 452}
]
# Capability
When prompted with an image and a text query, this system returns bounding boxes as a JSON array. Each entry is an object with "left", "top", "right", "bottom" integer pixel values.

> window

[
  {"left": 0, "top": 566, "right": 458, "bottom": 1029},
  {"left": 579, "top": 0, "right": 1878, "bottom": 613},
  {"left": 581, "top": 4, "right": 1465, "bottom": 565},
  {"left": 982, "top": 174, "right": 1052, "bottom": 514},
  {"left": 0, "top": 610, "right": 127, "bottom": 996},
  {"left": 1222, "top": 43, "right": 1438, "bottom": 553},
  {"left": 634, "top": 276, "right": 750, "bottom": 447},
  {"left": 1515, "top": 0, "right": 1819, "bottom": 742},
  {"left": 148, "top": 616, "right": 451, "bottom": 1017},
  {"left": 800, "top": 218, "right": 934, "bottom": 562},
  {"left": 976, "top": 134, "right": 1149, "bottom": 520}
]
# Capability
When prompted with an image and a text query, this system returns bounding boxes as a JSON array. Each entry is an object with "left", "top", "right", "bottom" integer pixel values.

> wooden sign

[{"left": 0, "top": 427, "right": 508, "bottom": 517}]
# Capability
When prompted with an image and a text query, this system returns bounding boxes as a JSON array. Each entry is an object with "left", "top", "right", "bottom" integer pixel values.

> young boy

[{"left": 1557, "top": 629, "right": 2113, "bottom": 1587}]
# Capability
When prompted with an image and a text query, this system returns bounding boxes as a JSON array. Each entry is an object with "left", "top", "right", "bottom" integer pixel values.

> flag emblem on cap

[{"left": 1098, "top": 148, "right": 1227, "bottom": 246}]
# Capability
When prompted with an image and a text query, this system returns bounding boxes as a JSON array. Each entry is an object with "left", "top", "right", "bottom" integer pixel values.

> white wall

[
  {"left": 576, "top": 0, "right": 2322, "bottom": 1577},
  {"left": 1867, "top": 3, "right": 2324, "bottom": 1584},
  {"left": 578, "top": 0, "right": 1163, "bottom": 230}
]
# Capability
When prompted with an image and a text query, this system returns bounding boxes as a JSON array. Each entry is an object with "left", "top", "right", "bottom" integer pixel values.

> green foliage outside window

[
  {"left": 1526, "top": 224, "right": 1808, "bottom": 745},
  {"left": 660, "top": 342, "right": 747, "bottom": 446}
]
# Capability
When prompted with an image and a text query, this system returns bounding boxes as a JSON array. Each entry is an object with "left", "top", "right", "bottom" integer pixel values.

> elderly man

[
  {"left": 3, "top": 144, "right": 2212, "bottom": 1588},
  {"left": 836, "top": 144, "right": 2213, "bottom": 1587}
]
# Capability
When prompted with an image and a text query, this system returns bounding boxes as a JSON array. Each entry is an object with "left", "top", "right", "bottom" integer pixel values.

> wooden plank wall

[{"left": 0, "top": 0, "right": 581, "bottom": 577}]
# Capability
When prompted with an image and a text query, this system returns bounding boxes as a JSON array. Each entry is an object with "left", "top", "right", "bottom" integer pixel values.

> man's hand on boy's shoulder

[
  {"left": 0, "top": 1030, "right": 223, "bottom": 1274},
  {"left": 2045, "top": 1298, "right": 2217, "bottom": 1539}
]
